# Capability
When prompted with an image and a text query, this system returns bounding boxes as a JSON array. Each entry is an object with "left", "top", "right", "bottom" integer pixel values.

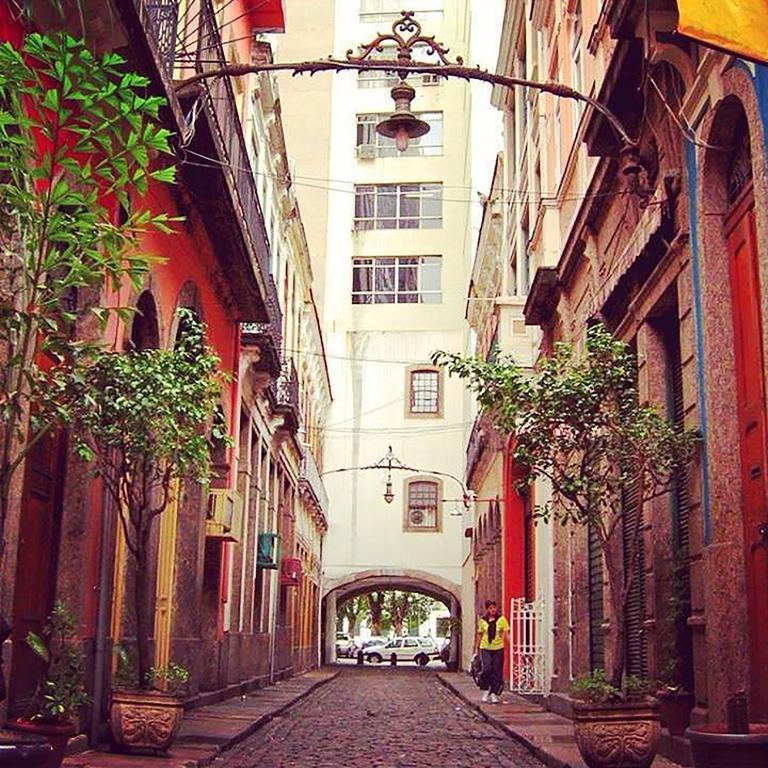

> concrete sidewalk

[
  {"left": 63, "top": 669, "right": 338, "bottom": 768},
  {"left": 438, "top": 672, "right": 683, "bottom": 768}
]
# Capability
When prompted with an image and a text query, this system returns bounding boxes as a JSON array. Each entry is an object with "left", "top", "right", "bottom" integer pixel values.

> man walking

[{"left": 475, "top": 600, "right": 509, "bottom": 703}]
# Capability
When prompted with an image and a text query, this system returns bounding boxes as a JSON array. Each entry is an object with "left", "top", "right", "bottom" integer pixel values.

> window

[
  {"left": 360, "top": 0, "right": 442, "bottom": 23},
  {"left": 571, "top": 0, "right": 584, "bottom": 128},
  {"left": 352, "top": 256, "right": 441, "bottom": 305},
  {"left": 405, "top": 479, "right": 440, "bottom": 531},
  {"left": 408, "top": 368, "right": 440, "bottom": 415},
  {"left": 354, "top": 183, "right": 442, "bottom": 230},
  {"left": 356, "top": 112, "right": 443, "bottom": 157},
  {"left": 404, "top": 638, "right": 419, "bottom": 647},
  {"left": 357, "top": 45, "right": 400, "bottom": 88}
]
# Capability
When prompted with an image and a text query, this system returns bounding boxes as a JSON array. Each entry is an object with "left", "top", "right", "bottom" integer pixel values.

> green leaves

[
  {"left": 0, "top": 31, "right": 181, "bottom": 536},
  {"left": 435, "top": 324, "right": 699, "bottom": 531}
]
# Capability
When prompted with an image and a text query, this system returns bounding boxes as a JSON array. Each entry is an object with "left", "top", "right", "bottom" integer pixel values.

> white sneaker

[
  {"left": 481, "top": 691, "right": 490, "bottom": 703},
  {"left": 489, "top": 693, "right": 500, "bottom": 704}
]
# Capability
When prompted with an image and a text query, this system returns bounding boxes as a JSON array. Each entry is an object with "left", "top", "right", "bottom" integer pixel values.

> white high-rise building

[{"left": 279, "top": 0, "right": 502, "bottom": 663}]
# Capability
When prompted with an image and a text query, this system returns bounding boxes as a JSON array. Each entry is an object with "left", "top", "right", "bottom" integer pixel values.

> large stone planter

[
  {"left": 686, "top": 723, "right": 768, "bottom": 768},
  {"left": 8, "top": 719, "right": 75, "bottom": 768},
  {"left": 109, "top": 689, "right": 184, "bottom": 753},
  {"left": 573, "top": 699, "right": 661, "bottom": 768}
]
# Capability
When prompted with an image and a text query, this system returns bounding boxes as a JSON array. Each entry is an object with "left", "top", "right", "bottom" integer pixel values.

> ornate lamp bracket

[{"left": 346, "top": 10, "right": 463, "bottom": 80}]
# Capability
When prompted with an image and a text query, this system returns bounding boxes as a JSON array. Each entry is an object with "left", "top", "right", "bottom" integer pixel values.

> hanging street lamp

[{"left": 375, "top": 80, "right": 430, "bottom": 153}]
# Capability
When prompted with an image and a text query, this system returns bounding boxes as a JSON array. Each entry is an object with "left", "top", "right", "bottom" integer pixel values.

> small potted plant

[
  {"left": 654, "top": 549, "right": 695, "bottom": 736},
  {"left": 9, "top": 602, "right": 90, "bottom": 768},
  {"left": 571, "top": 670, "right": 659, "bottom": 768}
]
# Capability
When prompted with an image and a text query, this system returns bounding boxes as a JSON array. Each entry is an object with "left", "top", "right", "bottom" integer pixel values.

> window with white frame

[
  {"left": 408, "top": 367, "right": 440, "bottom": 414},
  {"left": 352, "top": 256, "right": 441, "bottom": 304},
  {"left": 357, "top": 45, "right": 400, "bottom": 88},
  {"left": 360, "top": 0, "right": 443, "bottom": 23},
  {"left": 354, "top": 183, "right": 442, "bottom": 230},
  {"left": 356, "top": 112, "right": 443, "bottom": 157},
  {"left": 405, "top": 479, "right": 440, "bottom": 530}
]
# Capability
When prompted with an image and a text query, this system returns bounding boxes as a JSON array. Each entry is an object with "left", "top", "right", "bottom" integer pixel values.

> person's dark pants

[{"left": 480, "top": 648, "right": 504, "bottom": 695}]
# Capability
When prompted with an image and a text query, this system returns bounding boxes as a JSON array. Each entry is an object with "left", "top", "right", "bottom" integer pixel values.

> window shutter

[
  {"left": 622, "top": 478, "right": 648, "bottom": 678},
  {"left": 587, "top": 524, "right": 605, "bottom": 671}
]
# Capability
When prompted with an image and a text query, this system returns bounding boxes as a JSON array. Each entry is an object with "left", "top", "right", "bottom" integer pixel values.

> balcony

[
  {"left": 241, "top": 286, "right": 283, "bottom": 379},
  {"left": 299, "top": 445, "right": 329, "bottom": 519},
  {"left": 268, "top": 359, "right": 301, "bottom": 434}
]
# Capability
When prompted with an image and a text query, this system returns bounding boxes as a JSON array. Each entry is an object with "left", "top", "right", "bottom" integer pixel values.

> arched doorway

[
  {"left": 321, "top": 569, "right": 462, "bottom": 667},
  {"left": 701, "top": 96, "right": 768, "bottom": 721}
]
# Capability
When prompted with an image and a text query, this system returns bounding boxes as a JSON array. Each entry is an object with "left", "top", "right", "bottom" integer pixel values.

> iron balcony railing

[
  {"left": 276, "top": 358, "right": 300, "bottom": 411},
  {"left": 299, "top": 445, "right": 329, "bottom": 515},
  {"left": 140, "top": 0, "right": 282, "bottom": 337}
]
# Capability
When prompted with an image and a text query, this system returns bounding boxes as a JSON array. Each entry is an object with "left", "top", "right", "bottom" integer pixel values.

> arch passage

[{"left": 321, "top": 569, "right": 462, "bottom": 666}]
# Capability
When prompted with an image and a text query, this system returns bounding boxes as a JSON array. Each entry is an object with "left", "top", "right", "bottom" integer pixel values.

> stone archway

[{"left": 321, "top": 569, "right": 462, "bottom": 667}]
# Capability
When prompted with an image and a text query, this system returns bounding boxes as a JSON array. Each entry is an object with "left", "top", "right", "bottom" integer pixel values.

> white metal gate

[{"left": 509, "top": 598, "right": 547, "bottom": 694}]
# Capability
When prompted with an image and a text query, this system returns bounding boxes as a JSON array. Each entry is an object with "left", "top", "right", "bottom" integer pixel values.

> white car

[{"left": 364, "top": 636, "right": 438, "bottom": 666}]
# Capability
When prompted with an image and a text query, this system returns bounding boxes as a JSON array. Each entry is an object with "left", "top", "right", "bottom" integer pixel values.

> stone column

[
  {"left": 449, "top": 596, "right": 460, "bottom": 671},
  {"left": 324, "top": 592, "right": 336, "bottom": 664}
]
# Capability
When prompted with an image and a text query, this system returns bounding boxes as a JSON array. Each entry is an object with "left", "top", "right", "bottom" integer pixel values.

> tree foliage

[
  {"left": 0, "top": 32, "right": 177, "bottom": 562},
  {"left": 73, "top": 311, "right": 227, "bottom": 687},
  {"left": 434, "top": 324, "right": 698, "bottom": 689}
]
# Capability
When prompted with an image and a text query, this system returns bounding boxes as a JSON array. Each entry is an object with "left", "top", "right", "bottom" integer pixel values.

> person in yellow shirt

[{"left": 474, "top": 600, "right": 509, "bottom": 703}]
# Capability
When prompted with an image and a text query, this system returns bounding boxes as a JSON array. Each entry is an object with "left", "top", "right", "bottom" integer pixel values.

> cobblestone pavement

[{"left": 215, "top": 668, "right": 546, "bottom": 768}]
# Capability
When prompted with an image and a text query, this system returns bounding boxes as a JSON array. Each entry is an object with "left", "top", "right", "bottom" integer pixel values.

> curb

[
  {"left": 436, "top": 673, "right": 574, "bottom": 768},
  {"left": 197, "top": 670, "right": 341, "bottom": 766}
]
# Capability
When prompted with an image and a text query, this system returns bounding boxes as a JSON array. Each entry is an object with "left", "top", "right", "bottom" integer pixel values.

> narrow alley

[{"left": 214, "top": 668, "right": 546, "bottom": 768}]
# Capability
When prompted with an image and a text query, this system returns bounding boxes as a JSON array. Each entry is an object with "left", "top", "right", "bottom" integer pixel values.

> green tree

[
  {"left": 434, "top": 324, "right": 698, "bottom": 691},
  {"left": 367, "top": 591, "right": 386, "bottom": 636},
  {"left": 336, "top": 596, "right": 367, "bottom": 635},
  {"left": 0, "top": 32, "right": 176, "bottom": 574},
  {"left": 73, "top": 311, "right": 226, "bottom": 688}
]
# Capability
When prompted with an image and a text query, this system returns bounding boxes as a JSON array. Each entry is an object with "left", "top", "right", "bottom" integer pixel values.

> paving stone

[{"left": 215, "top": 668, "right": 546, "bottom": 768}]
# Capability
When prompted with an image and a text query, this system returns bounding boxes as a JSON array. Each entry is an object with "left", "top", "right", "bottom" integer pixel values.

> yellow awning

[{"left": 677, "top": 0, "right": 768, "bottom": 64}]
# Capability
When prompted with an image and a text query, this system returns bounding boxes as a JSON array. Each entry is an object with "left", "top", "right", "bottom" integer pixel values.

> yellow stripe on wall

[{"left": 677, "top": 0, "right": 768, "bottom": 64}]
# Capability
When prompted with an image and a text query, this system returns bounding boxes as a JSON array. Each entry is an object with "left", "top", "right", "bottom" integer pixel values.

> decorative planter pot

[
  {"left": 110, "top": 689, "right": 184, "bottom": 753},
  {"left": 656, "top": 690, "right": 695, "bottom": 736},
  {"left": 0, "top": 728, "right": 52, "bottom": 767},
  {"left": 573, "top": 699, "right": 661, "bottom": 768},
  {"left": 7, "top": 719, "right": 75, "bottom": 768},
  {"left": 686, "top": 723, "right": 768, "bottom": 768}
]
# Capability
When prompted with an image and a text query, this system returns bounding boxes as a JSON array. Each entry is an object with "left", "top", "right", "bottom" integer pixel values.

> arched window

[
  {"left": 404, "top": 478, "right": 441, "bottom": 532},
  {"left": 128, "top": 290, "right": 159, "bottom": 351}
]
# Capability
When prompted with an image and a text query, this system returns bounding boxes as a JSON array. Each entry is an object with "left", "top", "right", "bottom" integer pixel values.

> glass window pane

[
  {"left": 398, "top": 265, "right": 418, "bottom": 292},
  {"left": 410, "top": 370, "right": 439, "bottom": 413}
]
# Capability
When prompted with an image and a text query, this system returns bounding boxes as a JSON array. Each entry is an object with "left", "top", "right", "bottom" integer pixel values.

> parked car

[
  {"left": 364, "top": 637, "right": 438, "bottom": 666},
  {"left": 335, "top": 633, "right": 357, "bottom": 658}
]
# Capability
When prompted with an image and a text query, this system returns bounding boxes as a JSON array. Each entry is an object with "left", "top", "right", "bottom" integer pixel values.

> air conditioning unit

[
  {"left": 257, "top": 532, "right": 280, "bottom": 569},
  {"left": 279, "top": 557, "right": 302, "bottom": 587},
  {"left": 421, "top": 74, "right": 441, "bottom": 86},
  {"left": 205, "top": 490, "right": 242, "bottom": 542},
  {"left": 356, "top": 143, "right": 378, "bottom": 160}
]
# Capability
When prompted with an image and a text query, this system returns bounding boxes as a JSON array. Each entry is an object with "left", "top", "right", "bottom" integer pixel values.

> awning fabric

[
  {"left": 246, "top": 0, "right": 285, "bottom": 33},
  {"left": 676, "top": 0, "right": 768, "bottom": 64}
]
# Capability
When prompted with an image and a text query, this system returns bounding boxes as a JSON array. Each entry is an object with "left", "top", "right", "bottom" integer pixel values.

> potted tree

[
  {"left": 435, "top": 324, "right": 697, "bottom": 768},
  {"left": 8, "top": 603, "right": 89, "bottom": 768},
  {"left": 73, "top": 311, "right": 226, "bottom": 752}
]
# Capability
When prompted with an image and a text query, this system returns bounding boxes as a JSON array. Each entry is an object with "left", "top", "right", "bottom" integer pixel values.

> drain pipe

[{"left": 90, "top": 478, "right": 114, "bottom": 744}]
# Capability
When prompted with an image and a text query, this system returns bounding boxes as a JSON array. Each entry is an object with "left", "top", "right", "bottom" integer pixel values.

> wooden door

[
  {"left": 727, "top": 184, "right": 768, "bottom": 721},
  {"left": 8, "top": 430, "right": 66, "bottom": 715}
]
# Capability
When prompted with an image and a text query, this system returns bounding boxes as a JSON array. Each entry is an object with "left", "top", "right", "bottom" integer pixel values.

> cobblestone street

[{"left": 215, "top": 668, "right": 546, "bottom": 768}]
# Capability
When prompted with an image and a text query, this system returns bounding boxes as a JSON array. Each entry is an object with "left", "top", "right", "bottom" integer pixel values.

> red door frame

[{"left": 726, "top": 181, "right": 768, "bottom": 721}]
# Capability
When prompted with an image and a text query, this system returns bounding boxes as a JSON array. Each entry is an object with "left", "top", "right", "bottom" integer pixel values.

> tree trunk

[
  {"left": 133, "top": 541, "right": 152, "bottom": 689},
  {"left": 604, "top": 543, "right": 627, "bottom": 690}
]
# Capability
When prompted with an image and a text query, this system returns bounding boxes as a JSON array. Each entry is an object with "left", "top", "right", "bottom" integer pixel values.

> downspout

[
  {"left": 684, "top": 139, "right": 712, "bottom": 544},
  {"left": 90, "top": 478, "right": 114, "bottom": 745}
]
